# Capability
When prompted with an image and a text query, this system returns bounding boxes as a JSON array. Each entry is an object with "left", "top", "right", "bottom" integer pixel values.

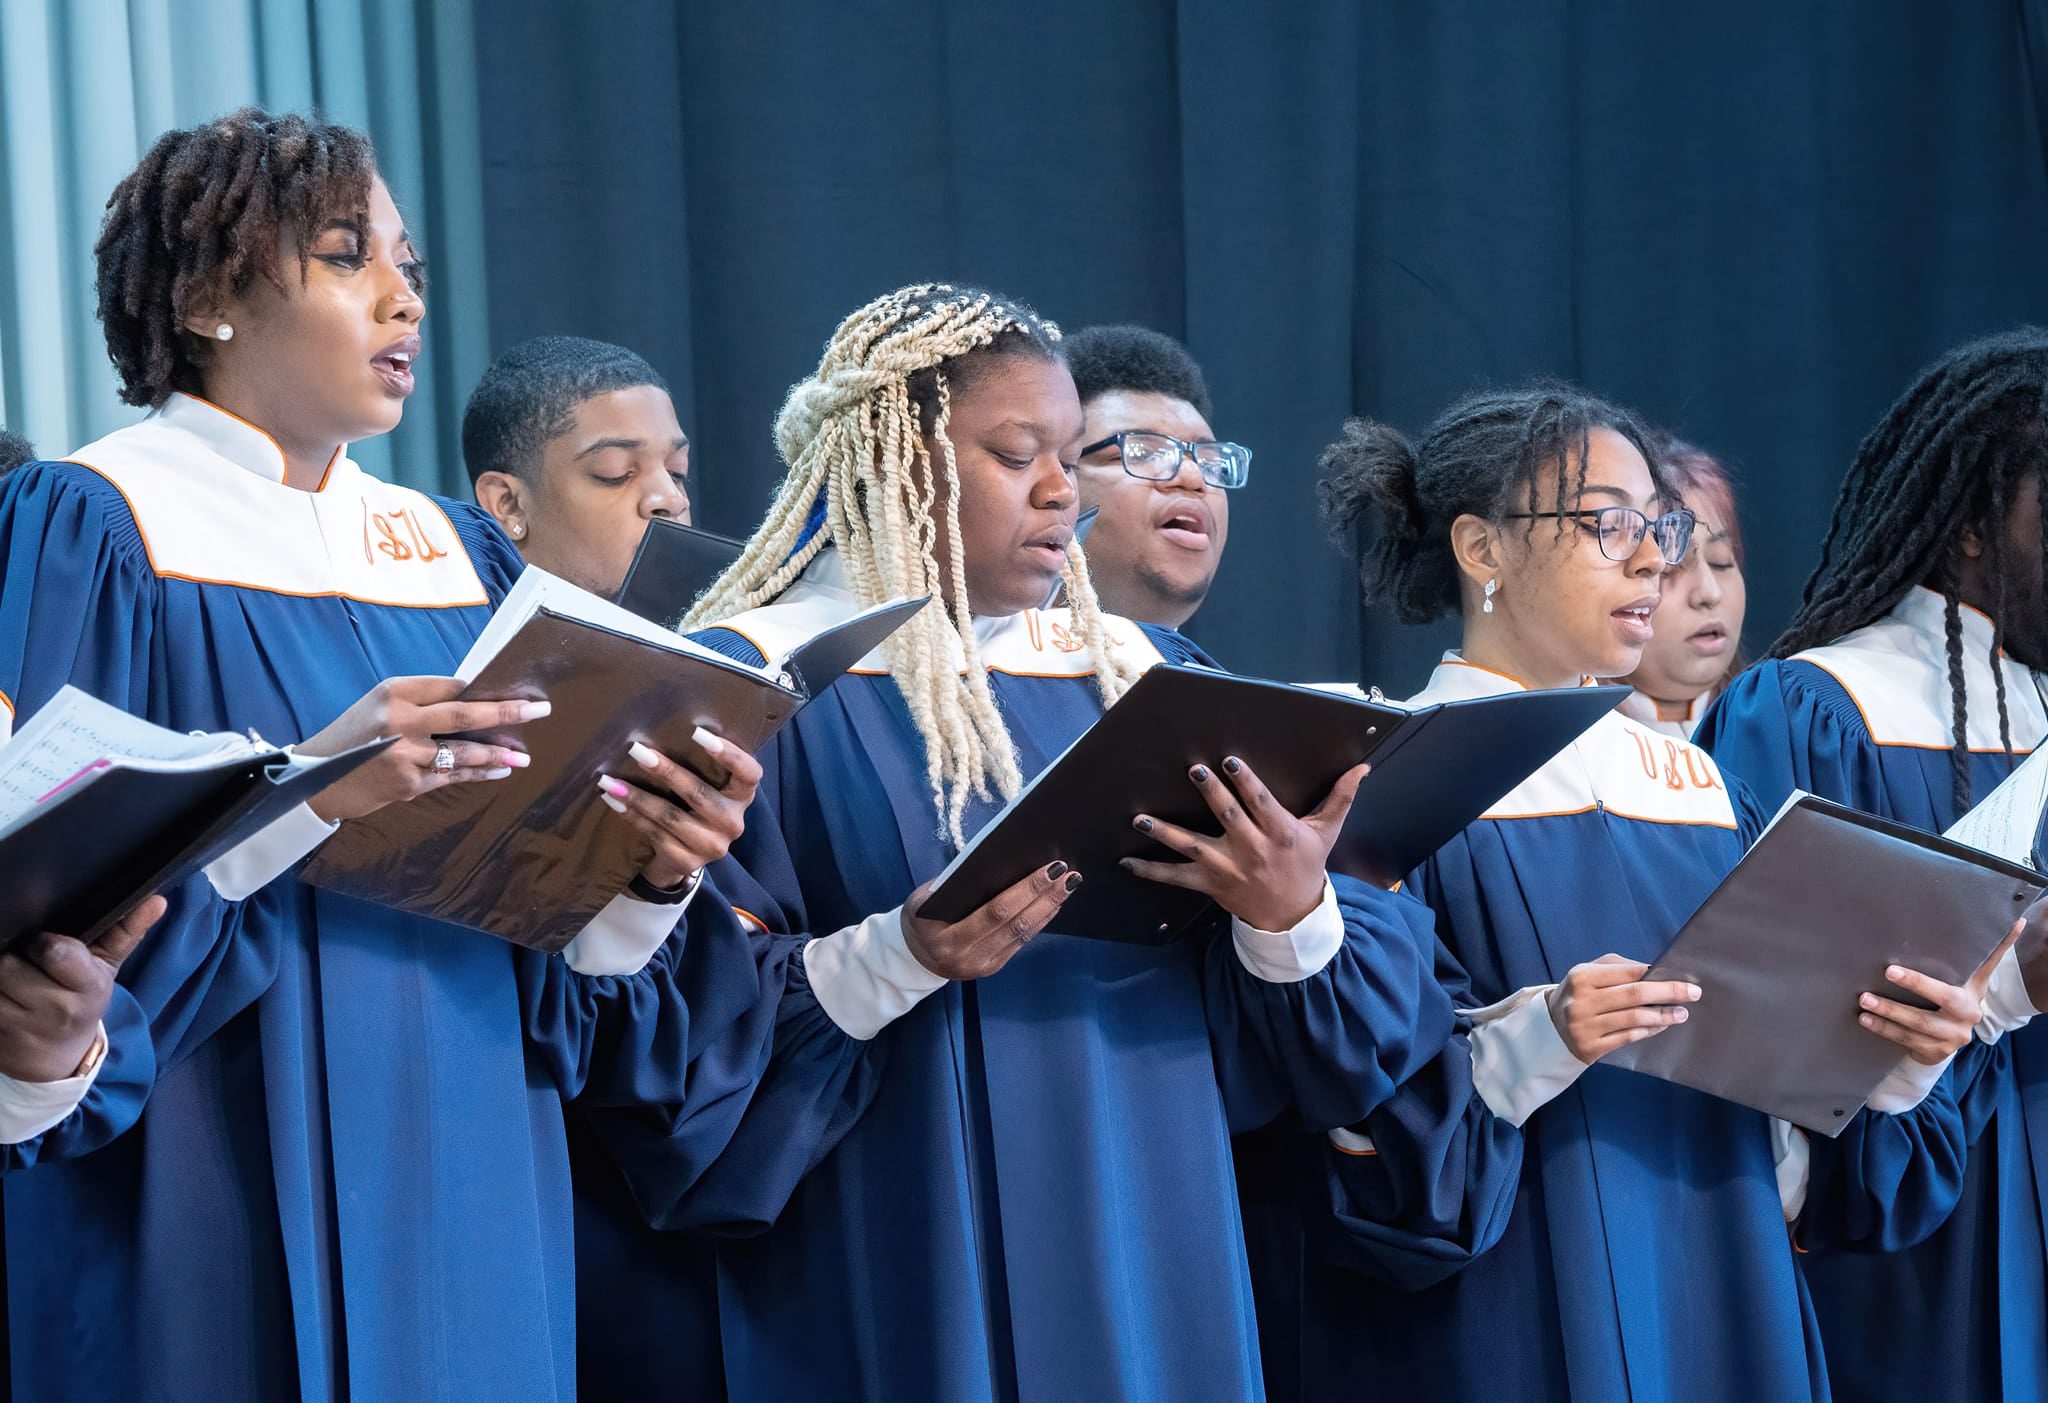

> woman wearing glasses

[
  {"left": 1066, "top": 325, "right": 1248, "bottom": 628},
  {"left": 1267, "top": 383, "right": 1992, "bottom": 1403}
]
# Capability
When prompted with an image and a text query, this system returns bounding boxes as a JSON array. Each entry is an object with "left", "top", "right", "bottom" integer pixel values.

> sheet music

[
  {"left": 0, "top": 687, "right": 258, "bottom": 835},
  {"left": 455, "top": 566, "right": 734, "bottom": 683},
  {"left": 1944, "top": 745, "right": 2048, "bottom": 869}
]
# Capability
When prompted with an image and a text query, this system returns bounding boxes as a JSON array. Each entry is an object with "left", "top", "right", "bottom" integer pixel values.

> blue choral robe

[
  {"left": 1701, "top": 587, "right": 2048, "bottom": 1403},
  {"left": 1257, "top": 657, "right": 1967, "bottom": 1403},
  {"left": 0, "top": 394, "right": 791, "bottom": 1403},
  {"left": 580, "top": 548, "right": 1458, "bottom": 1403}
]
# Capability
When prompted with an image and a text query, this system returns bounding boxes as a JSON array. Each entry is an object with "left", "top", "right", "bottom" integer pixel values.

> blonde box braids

[{"left": 685, "top": 283, "right": 1147, "bottom": 844}]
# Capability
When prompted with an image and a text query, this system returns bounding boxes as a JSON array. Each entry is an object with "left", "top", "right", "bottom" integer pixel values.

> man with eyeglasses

[{"left": 1064, "top": 326, "right": 1249, "bottom": 629}]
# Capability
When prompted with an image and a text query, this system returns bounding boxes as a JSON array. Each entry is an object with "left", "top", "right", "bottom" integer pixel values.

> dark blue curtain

[{"left": 471, "top": 0, "right": 2048, "bottom": 687}]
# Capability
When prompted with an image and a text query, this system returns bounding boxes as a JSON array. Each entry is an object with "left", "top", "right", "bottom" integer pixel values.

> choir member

[
  {"left": 1066, "top": 324, "right": 1241, "bottom": 627},
  {"left": 1700, "top": 328, "right": 2048, "bottom": 1402},
  {"left": 586, "top": 283, "right": 1457, "bottom": 1403},
  {"left": 0, "top": 108, "right": 786, "bottom": 1401},
  {"left": 1264, "top": 383, "right": 1996, "bottom": 1403},
  {"left": 1618, "top": 432, "right": 1747, "bottom": 738},
  {"left": 465, "top": 335, "right": 691, "bottom": 597}
]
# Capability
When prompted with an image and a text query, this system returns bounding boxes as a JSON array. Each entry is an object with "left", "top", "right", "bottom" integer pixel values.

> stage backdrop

[{"left": 472, "top": 0, "right": 2048, "bottom": 685}]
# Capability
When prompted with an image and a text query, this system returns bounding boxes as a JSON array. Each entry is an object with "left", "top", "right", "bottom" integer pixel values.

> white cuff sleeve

[
  {"left": 805, "top": 907, "right": 948, "bottom": 1041},
  {"left": 1328, "top": 1125, "right": 1377, "bottom": 1156},
  {"left": 1231, "top": 879, "right": 1344, "bottom": 983},
  {"left": 204, "top": 802, "right": 339, "bottom": 901},
  {"left": 1465, "top": 984, "right": 1590, "bottom": 1128},
  {"left": 0, "top": 1025, "right": 105, "bottom": 1145},
  {"left": 1865, "top": 1049, "right": 1953, "bottom": 1114},
  {"left": 559, "top": 874, "right": 702, "bottom": 976},
  {"left": 1977, "top": 944, "right": 2040, "bottom": 1043},
  {"left": 1772, "top": 1119, "right": 1810, "bottom": 1221}
]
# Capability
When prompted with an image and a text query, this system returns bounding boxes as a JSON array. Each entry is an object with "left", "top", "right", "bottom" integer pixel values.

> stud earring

[
  {"left": 214, "top": 324, "right": 234, "bottom": 342},
  {"left": 509, "top": 522, "right": 525, "bottom": 539},
  {"left": 1483, "top": 578, "right": 1498, "bottom": 614}
]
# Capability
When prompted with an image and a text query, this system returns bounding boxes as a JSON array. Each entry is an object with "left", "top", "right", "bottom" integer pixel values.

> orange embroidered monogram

[
  {"left": 1630, "top": 732, "right": 1724, "bottom": 794},
  {"left": 363, "top": 503, "right": 453, "bottom": 565}
]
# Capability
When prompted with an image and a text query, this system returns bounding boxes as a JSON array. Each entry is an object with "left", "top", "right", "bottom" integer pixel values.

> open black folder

[
  {"left": 302, "top": 568, "right": 926, "bottom": 952},
  {"left": 0, "top": 687, "right": 392, "bottom": 951},
  {"left": 919, "top": 666, "right": 1626, "bottom": 944},
  {"left": 615, "top": 519, "right": 746, "bottom": 628},
  {"left": 1607, "top": 792, "right": 2046, "bottom": 1135}
]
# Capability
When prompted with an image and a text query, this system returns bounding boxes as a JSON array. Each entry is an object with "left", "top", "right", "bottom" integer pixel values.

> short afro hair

[
  {"left": 1062, "top": 324, "right": 1213, "bottom": 422},
  {"left": 461, "top": 336, "right": 672, "bottom": 485},
  {"left": 0, "top": 428, "right": 35, "bottom": 476},
  {"left": 95, "top": 108, "right": 383, "bottom": 408}
]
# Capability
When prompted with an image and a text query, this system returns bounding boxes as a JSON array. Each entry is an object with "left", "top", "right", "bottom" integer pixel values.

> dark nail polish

[
  {"left": 1191, "top": 765, "right": 1210, "bottom": 783},
  {"left": 1047, "top": 860, "right": 1069, "bottom": 881},
  {"left": 1223, "top": 756, "right": 1241, "bottom": 775},
  {"left": 1134, "top": 816, "right": 1153, "bottom": 833},
  {"left": 1064, "top": 872, "right": 1084, "bottom": 892}
]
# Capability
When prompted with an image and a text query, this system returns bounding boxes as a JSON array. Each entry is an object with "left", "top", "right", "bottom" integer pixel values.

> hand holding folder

[
  {"left": 1607, "top": 791, "right": 2047, "bottom": 1134},
  {"left": 0, "top": 894, "right": 165, "bottom": 1084},
  {"left": 920, "top": 666, "right": 1625, "bottom": 943},
  {"left": 302, "top": 568, "right": 927, "bottom": 951}
]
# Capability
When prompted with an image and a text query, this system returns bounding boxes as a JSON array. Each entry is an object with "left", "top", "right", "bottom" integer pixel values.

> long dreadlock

[
  {"left": 1771, "top": 327, "right": 2048, "bottom": 813},
  {"left": 686, "top": 284, "right": 1145, "bottom": 844}
]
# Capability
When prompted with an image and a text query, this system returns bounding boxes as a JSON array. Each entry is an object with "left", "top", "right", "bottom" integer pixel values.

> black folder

[
  {"left": 615, "top": 519, "right": 745, "bottom": 627},
  {"left": 919, "top": 666, "right": 1625, "bottom": 944},
  {"left": 1608, "top": 794, "right": 2045, "bottom": 1134},
  {"left": 303, "top": 571, "right": 927, "bottom": 952},
  {"left": 0, "top": 732, "right": 392, "bottom": 952}
]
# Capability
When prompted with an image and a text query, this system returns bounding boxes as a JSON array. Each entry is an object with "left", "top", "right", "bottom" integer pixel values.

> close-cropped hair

[
  {"left": 1318, "top": 381, "right": 1667, "bottom": 625},
  {"left": 462, "top": 336, "right": 671, "bottom": 485},
  {"left": 686, "top": 283, "right": 1146, "bottom": 844},
  {"left": 1771, "top": 327, "right": 2048, "bottom": 810},
  {"left": 0, "top": 428, "right": 35, "bottom": 476},
  {"left": 1062, "top": 325, "right": 1214, "bottom": 421},
  {"left": 94, "top": 107, "right": 389, "bottom": 408}
]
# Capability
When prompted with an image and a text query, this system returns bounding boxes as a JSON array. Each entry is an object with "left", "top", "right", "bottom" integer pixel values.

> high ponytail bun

[
  {"left": 1319, "top": 418, "right": 1459, "bottom": 622},
  {"left": 1318, "top": 382, "right": 1665, "bottom": 626}
]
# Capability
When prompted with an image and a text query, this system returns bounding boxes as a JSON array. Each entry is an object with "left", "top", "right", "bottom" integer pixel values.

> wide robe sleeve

[
  {"left": 0, "top": 464, "right": 295, "bottom": 1150},
  {"left": 1304, "top": 932, "right": 1523, "bottom": 1290},
  {"left": 568, "top": 692, "right": 895, "bottom": 1239}
]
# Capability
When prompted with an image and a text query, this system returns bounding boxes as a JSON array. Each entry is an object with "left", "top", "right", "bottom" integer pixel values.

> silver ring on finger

[{"left": 432, "top": 743, "right": 456, "bottom": 774}]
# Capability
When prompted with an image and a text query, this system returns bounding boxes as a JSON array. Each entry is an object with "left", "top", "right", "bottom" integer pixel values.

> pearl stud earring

[{"left": 215, "top": 324, "right": 234, "bottom": 342}]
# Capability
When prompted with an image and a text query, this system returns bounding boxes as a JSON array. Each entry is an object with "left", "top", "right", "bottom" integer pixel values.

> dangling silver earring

[
  {"left": 214, "top": 324, "right": 234, "bottom": 342},
  {"left": 1483, "top": 578, "right": 1498, "bottom": 614}
]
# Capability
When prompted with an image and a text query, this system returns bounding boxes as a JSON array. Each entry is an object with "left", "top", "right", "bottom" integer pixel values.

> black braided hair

[
  {"left": 93, "top": 108, "right": 384, "bottom": 408},
  {"left": 1317, "top": 381, "right": 1668, "bottom": 624},
  {"left": 1771, "top": 328, "right": 2048, "bottom": 810}
]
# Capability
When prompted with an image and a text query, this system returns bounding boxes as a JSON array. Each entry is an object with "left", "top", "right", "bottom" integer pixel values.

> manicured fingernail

[
  {"left": 1223, "top": 756, "right": 1242, "bottom": 775},
  {"left": 599, "top": 791, "right": 628, "bottom": 814},
  {"left": 1134, "top": 816, "right": 1153, "bottom": 833},
  {"left": 629, "top": 741, "right": 661, "bottom": 770},
  {"left": 1686, "top": 984, "right": 1702, "bottom": 1001},
  {"left": 1860, "top": 993, "right": 1878, "bottom": 1010},
  {"left": 598, "top": 774, "right": 630, "bottom": 800},
  {"left": 515, "top": 700, "right": 552, "bottom": 722},
  {"left": 1119, "top": 857, "right": 1137, "bottom": 873},
  {"left": 1671, "top": 1008, "right": 1687, "bottom": 1023},
  {"left": 1886, "top": 965, "right": 1905, "bottom": 982},
  {"left": 501, "top": 749, "right": 530, "bottom": 768},
  {"left": 1047, "top": 860, "right": 1069, "bottom": 881},
  {"left": 692, "top": 726, "right": 727, "bottom": 757},
  {"left": 484, "top": 766, "right": 514, "bottom": 780},
  {"left": 1859, "top": 1013, "right": 1877, "bottom": 1028},
  {"left": 1191, "top": 765, "right": 1210, "bottom": 783},
  {"left": 1064, "top": 872, "right": 1083, "bottom": 892}
]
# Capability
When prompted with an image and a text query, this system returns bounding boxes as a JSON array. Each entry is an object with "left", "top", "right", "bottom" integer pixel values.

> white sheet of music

[
  {"left": 0, "top": 687, "right": 252, "bottom": 835},
  {"left": 1944, "top": 745, "right": 2048, "bottom": 869}
]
